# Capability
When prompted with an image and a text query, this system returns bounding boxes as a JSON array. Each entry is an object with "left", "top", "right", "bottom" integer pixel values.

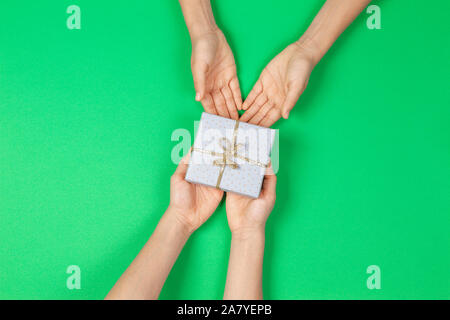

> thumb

[
  {"left": 192, "top": 61, "right": 208, "bottom": 101},
  {"left": 172, "top": 151, "right": 192, "bottom": 180},
  {"left": 261, "top": 164, "right": 277, "bottom": 199},
  {"left": 281, "top": 81, "right": 305, "bottom": 119}
]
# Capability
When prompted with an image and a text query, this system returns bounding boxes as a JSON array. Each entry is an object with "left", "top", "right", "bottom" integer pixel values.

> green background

[{"left": 0, "top": 0, "right": 449, "bottom": 299}]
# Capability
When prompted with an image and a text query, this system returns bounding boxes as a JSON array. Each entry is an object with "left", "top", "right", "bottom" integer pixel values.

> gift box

[{"left": 185, "top": 112, "right": 275, "bottom": 198}]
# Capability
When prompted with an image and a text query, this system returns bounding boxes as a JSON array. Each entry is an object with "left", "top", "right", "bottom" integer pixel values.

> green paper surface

[{"left": 0, "top": 0, "right": 449, "bottom": 299}]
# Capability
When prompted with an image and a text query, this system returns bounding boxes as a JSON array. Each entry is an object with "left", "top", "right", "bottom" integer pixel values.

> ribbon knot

[{"left": 212, "top": 137, "right": 243, "bottom": 170}]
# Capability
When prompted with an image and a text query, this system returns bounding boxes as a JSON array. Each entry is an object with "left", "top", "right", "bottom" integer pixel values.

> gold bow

[
  {"left": 212, "top": 137, "right": 243, "bottom": 169},
  {"left": 192, "top": 120, "right": 268, "bottom": 189}
]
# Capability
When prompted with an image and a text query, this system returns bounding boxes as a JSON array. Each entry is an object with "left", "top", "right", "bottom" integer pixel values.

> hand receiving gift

[
  {"left": 191, "top": 29, "right": 242, "bottom": 120},
  {"left": 179, "top": 0, "right": 242, "bottom": 120},
  {"left": 181, "top": 0, "right": 371, "bottom": 127},
  {"left": 240, "top": 42, "right": 315, "bottom": 127}
]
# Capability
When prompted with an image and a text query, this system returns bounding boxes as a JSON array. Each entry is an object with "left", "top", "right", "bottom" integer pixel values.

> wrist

[
  {"left": 231, "top": 226, "right": 266, "bottom": 242},
  {"left": 295, "top": 35, "right": 322, "bottom": 66},
  {"left": 189, "top": 22, "right": 219, "bottom": 41},
  {"left": 180, "top": 0, "right": 219, "bottom": 40},
  {"left": 164, "top": 206, "right": 196, "bottom": 238},
  {"left": 230, "top": 227, "right": 266, "bottom": 265}
]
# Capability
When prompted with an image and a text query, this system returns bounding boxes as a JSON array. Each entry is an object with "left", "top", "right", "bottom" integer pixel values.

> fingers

[
  {"left": 242, "top": 81, "right": 262, "bottom": 110},
  {"left": 192, "top": 61, "right": 208, "bottom": 101},
  {"left": 261, "top": 165, "right": 277, "bottom": 198},
  {"left": 229, "top": 78, "right": 242, "bottom": 110},
  {"left": 240, "top": 94, "right": 267, "bottom": 123},
  {"left": 221, "top": 86, "right": 239, "bottom": 120},
  {"left": 248, "top": 101, "right": 273, "bottom": 125},
  {"left": 201, "top": 93, "right": 217, "bottom": 115},
  {"left": 172, "top": 152, "right": 191, "bottom": 180},
  {"left": 212, "top": 90, "right": 230, "bottom": 118},
  {"left": 199, "top": 80, "right": 240, "bottom": 119},
  {"left": 259, "top": 108, "right": 281, "bottom": 128}
]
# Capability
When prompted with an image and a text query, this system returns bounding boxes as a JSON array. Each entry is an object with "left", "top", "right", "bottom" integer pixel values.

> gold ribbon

[{"left": 192, "top": 120, "right": 268, "bottom": 189}]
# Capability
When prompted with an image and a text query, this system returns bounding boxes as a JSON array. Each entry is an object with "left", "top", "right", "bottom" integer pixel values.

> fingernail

[{"left": 195, "top": 92, "right": 201, "bottom": 101}]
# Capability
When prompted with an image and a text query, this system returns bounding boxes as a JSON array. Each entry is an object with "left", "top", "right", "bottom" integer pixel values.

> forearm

[
  {"left": 179, "top": 0, "right": 218, "bottom": 39},
  {"left": 105, "top": 208, "right": 191, "bottom": 300},
  {"left": 224, "top": 229, "right": 265, "bottom": 300},
  {"left": 297, "top": 0, "right": 372, "bottom": 65}
]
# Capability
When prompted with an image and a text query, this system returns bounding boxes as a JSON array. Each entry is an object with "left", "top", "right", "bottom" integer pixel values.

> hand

[
  {"left": 240, "top": 41, "right": 316, "bottom": 127},
  {"left": 168, "top": 153, "right": 224, "bottom": 233},
  {"left": 226, "top": 167, "right": 277, "bottom": 235},
  {"left": 191, "top": 29, "right": 242, "bottom": 119}
]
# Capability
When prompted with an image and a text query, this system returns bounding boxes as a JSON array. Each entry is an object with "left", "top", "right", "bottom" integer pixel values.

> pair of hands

[
  {"left": 168, "top": 153, "right": 276, "bottom": 235},
  {"left": 191, "top": 28, "right": 315, "bottom": 127}
]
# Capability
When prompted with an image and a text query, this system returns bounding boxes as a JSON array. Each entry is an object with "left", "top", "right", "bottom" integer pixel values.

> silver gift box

[{"left": 185, "top": 112, "right": 275, "bottom": 198}]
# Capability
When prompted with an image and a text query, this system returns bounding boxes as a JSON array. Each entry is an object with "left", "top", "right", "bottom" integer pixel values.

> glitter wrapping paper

[{"left": 185, "top": 112, "right": 275, "bottom": 198}]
